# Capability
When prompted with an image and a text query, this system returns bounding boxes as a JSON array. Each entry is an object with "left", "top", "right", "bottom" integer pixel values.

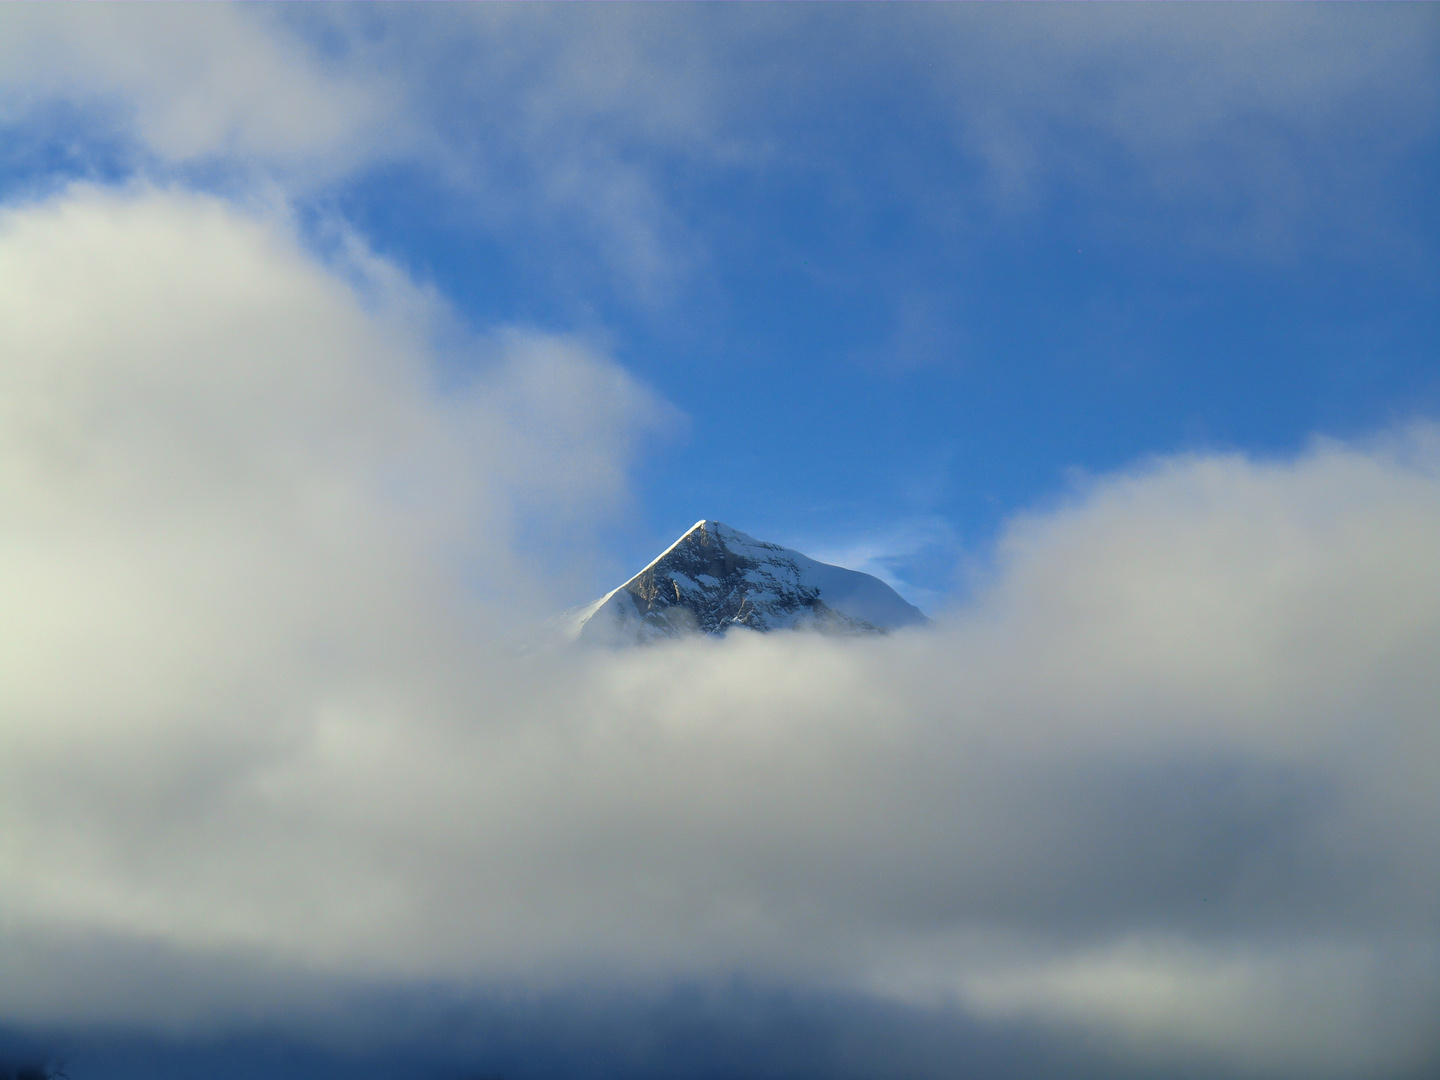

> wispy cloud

[
  {"left": 3, "top": 5, "right": 1434, "bottom": 296},
  {"left": 801, "top": 515, "right": 960, "bottom": 612},
  {"left": 0, "top": 5, "right": 409, "bottom": 182},
  {"left": 913, "top": 3, "right": 1440, "bottom": 253}
]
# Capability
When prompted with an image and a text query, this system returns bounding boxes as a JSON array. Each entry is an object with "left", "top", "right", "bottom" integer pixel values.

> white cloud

[
  {"left": 0, "top": 5, "right": 409, "bottom": 179},
  {"left": 0, "top": 185, "right": 1436, "bottom": 1075},
  {"left": 950, "top": 938, "right": 1439, "bottom": 1078},
  {"left": 0, "top": 182, "right": 671, "bottom": 743},
  {"left": 3, "top": 5, "right": 1433, "bottom": 292},
  {"left": 913, "top": 4, "right": 1440, "bottom": 250}
]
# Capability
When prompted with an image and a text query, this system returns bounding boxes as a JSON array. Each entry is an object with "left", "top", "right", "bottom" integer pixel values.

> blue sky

[
  {"left": 1, "top": 6, "right": 1439, "bottom": 1080},
  {"left": 354, "top": 5, "right": 1438, "bottom": 595},
  {"left": 331, "top": 4, "right": 1440, "bottom": 604},
  {"left": 7, "top": 4, "right": 1436, "bottom": 605}
]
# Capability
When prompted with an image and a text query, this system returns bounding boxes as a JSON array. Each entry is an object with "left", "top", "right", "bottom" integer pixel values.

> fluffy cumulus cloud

[{"left": 0, "top": 183, "right": 1436, "bottom": 1078}]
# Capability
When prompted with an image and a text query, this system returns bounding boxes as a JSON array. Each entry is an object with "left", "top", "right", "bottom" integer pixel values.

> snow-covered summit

[{"left": 565, "top": 520, "right": 928, "bottom": 645}]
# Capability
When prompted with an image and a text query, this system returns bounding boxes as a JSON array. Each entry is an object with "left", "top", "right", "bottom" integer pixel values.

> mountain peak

[{"left": 564, "top": 520, "right": 928, "bottom": 645}]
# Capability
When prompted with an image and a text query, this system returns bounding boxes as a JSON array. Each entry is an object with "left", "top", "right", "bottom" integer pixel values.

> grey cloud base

[
  {"left": 0, "top": 984, "right": 1257, "bottom": 1080},
  {"left": 0, "top": 187, "right": 1436, "bottom": 1079}
]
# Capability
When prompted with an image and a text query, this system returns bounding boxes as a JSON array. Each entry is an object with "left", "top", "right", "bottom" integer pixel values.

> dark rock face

[{"left": 571, "top": 520, "right": 928, "bottom": 645}]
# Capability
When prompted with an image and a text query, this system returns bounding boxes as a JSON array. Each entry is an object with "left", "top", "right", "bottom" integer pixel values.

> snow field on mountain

[{"left": 573, "top": 520, "right": 929, "bottom": 644}]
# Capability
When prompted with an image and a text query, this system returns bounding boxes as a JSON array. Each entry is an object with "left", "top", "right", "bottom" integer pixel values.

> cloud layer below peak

[{"left": 0, "top": 185, "right": 1436, "bottom": 1078}]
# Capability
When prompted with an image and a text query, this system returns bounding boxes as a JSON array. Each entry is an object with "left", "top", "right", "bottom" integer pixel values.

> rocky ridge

[{"left": 563, "top": 519, "right": 928, "bottom": 645}]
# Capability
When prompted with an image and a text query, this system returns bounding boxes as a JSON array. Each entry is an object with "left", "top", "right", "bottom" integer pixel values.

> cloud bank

[{"left": 0, "top": 185, "right": 1436, "bottom": 1078}]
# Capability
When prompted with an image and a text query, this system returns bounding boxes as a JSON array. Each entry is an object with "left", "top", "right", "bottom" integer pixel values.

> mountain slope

[{"left": 566, "top": 520, "right": 928, "bottom": 644}]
